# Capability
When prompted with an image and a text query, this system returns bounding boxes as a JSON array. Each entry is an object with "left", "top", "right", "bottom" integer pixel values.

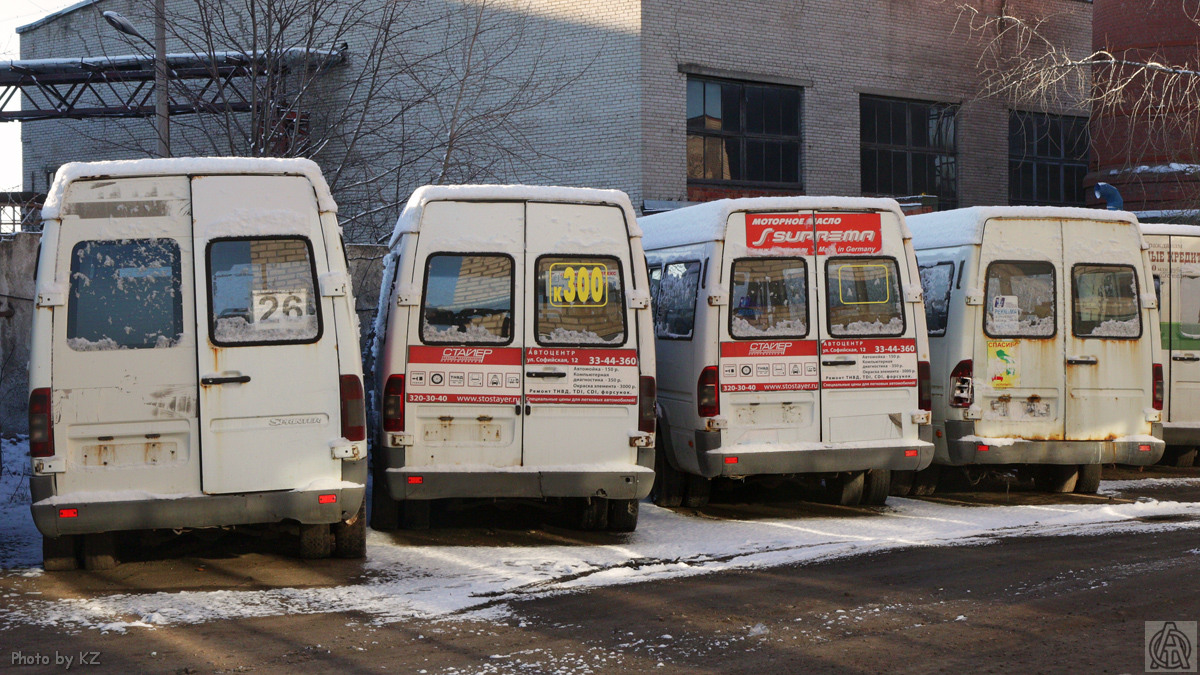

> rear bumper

[
  {"left": 30, "top": 484, "right": 365, "bottom": 538},
  {"left": 942, "top": 420, "right": 1165, "bottom": 466},
  {"left": 693, "top": 430, "right": 934, "bottom": 478},
  {"left": 1161, "top": 422, "right": 1200, "bottom": 447},
  {"left": 385, "top": 463, "right": 654, "bottom": 500}
]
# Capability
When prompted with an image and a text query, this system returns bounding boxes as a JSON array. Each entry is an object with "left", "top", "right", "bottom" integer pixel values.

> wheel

[
  {"left": 607, "top": 499, "right": 639, "bottom": 532},
  {"left": 578, "top": 498, "right": 609, "bottom": 531},
  {"left": 1035, "top": 465, "right": 1079, "bottom": 493},
  {"left": 298, "top": 523, "right": 332, "bottom": 559},
  {"left": 1169, "top": 447, "right": 1198, "bottom": 468},
  {"left": 651, "top": 443, "right": 685, "bottom": 508},
  {"left": 862, "top": 469, "right": 891, "bottom": 506},
  {"left": 401, "top": 500, "right": 431, "bottom": 530},
  {"left": 682, "top": 473, "right": 711, "bottom": 508},
  {"left": 42, "top": 535, "right": 78, "bottom": 572},
  {"left": 81, "top": 532, "right": 117, "bottom": 570},
  {"left": 333, "top": 501, "right": 367, "bottom": 559},
  {"left": 910, "top": 464, "right": 942, "bottom": 497},
  {"left": 890, "top": 470, "right": 915, "bottom": 497},
  {"left": 828, "top": 471, "right": 864, "bottom": 506},
  {"left": 1074, "top": 463, "right": 1102, "bottom": 494}
]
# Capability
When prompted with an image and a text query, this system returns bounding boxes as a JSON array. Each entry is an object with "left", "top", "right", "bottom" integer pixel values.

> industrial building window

[
  {"left": 1008, "top": 111, "right": 1089, "bottom": 206},
  {"left": 686, "top": 77, "right": 803, "bottom": 188},
  {"left": 860, "top": 96, "right": 958, "bottom": 209}
]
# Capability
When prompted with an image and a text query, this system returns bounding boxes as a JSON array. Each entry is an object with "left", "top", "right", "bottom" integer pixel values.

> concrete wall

[{"left": 0, "top": 233, "right": 39, "bottom": 436}]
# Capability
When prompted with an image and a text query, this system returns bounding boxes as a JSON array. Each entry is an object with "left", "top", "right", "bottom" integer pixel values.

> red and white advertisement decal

[
  {"left": 525, "top": 348, "right": 638, "bottom": 404},
  {"left": 406, "top": 346, "right": 522, "bottom": 404},
  {"left": 745, "top": 212, "right": 883, "bottom": 255},
  {"left": 820, "top": 338, "right": 918, "bottom": 389},
  {"left": 719, "top": 340, "right": 819, "bottom": 393}
]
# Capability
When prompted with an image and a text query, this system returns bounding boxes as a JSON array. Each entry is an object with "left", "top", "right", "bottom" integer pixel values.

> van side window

[
  {"left": 208, "top": 237, "right": 322, "bottom": 345},
  {"left": 649, "top": 265, "right": 662, "bottom": 302},
  {"left": 1072, "top": 264, "right": 1142, "bottom": 339},
  {"left": 654, "top": 261, "right": 701, "bottom": 340},
  {"left": 1181, "top": 271, "right": 1200, "bottom": 339},
  {"left": 67, "top": 238, "right": 183, "bottom": 351},
  {"left": 421, "top": 254, "right": 513, "bottom": 344},
  {"left": 918, "top": 262, "right": 954, "bottom": 336},
  {"left": 984, "top": 261, "right": 1055, "bottom": 338},
  {"left": 730, "top": 258, "right": 808, "bottom": 338},
  {"left": 536, "top": 255, "right": 626, "bottom": 345},
  {"left": 825, "top": 257, "right": 904, "bottom": 336}
]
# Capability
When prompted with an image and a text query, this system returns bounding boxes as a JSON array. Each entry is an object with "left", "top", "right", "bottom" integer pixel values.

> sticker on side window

[
  {"left": 719, "top": 341, "right": 818, "bottom": 392},
  {"left": 745, "top": 213, "right": 882, "bottom": 255},
  {"left": 406, "top": 346, "right": 522, "bottom": 404},
  {"left": 525, "top": 348, "right": 638, "bottom": 404},
  {"left": 820, "top": 338, "right": 918, "bottom": 389}
]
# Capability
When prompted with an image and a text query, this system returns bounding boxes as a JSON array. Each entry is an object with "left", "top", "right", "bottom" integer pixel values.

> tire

[
  {"left": 1170, "top": 447, "right": 1198, "bottom": 468},
  {"left": 910, "top": 464, "right": 942, "bottom": 497},
  {"left": 890, "top": 470, "right": 915, "bottom": 497},
  {"left": 298, "top": 523, "right": 332, "bottom": 559},
  {"left": 333, "top": 502, "right": 367, "bottom": 559},
  {"left": 607, "top": 499, "right": 639, "bottom": 532},
  {"left": 42, "top": 535, "right": 78, "bottom": 572},
  {"left": 682, "top": 473, "right": 711, "bottom": 508},
  {"left": 1074, "top": 463, "right": 1102, "bottom": 494},
  {"left": 1035, "top": 465, "right": 1079, "bottom": 493},
  {"left": 651, "top": 444, "right": 685, "bottom": 508},
  {"left": 370, "top": 479, "right": 401, "bottom": 532},
  {"left": 862, "top": 469, "right": 891, "bottom": 506},
  {"left": 401, "top": 500, "right": 431, "bottom": 530},
  {"left": 81, "top": 532, "right": 117, "bottom": 571},
  {"left": 578, "top": 498, "right": 608, "bottom": 531},
  {"left": 828, "top": 471, "right": 864, "bottom": 506}
]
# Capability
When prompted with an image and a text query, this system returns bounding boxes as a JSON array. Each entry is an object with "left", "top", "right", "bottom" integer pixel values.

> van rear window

[
  {"left": 985, "top": 261, "right": 1055, "bottom": 338},
  {"left": 536, "top": 255, "right": 626, "bottom": 345},
  {"left": 421, "top": 254, "right": 514, "bottom": 344},
  {"left": 208, "top": 238, "right": 321, "bottom": 345},
  {"left": 730, "top": 258, "right": 808, "bottom": 338},
  {"left": 67, "top": 239, "right": 183, "bottom": 351},
  {"left": 1072, "top": 264, "right": 1141, "bottom": 339},
  {"left": 919, "top": 262, "right": 954, "bottom": 336},
  {"left": 825, "top": 257, "right": 904, "bottom": 336},
  {"left": 654, "top": 261, "right": 701, "bottom": 340}
]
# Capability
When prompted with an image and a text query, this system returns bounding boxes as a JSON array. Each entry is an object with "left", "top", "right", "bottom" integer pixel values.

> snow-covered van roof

[
  {"left": 388, "top": 184, "right": 640, "bottom": 249},
  {"left": 639, "top": 196, "right": 907, "bottom": 250},
  {"left": 41, "top": 157, "right": 336, "bottom": 220},
  {"left": 909, "top": 206, "right": 1139, "bottom": 250},
  {"left": 1140, "top": 223, "right": 1200, "bottom": 237}
]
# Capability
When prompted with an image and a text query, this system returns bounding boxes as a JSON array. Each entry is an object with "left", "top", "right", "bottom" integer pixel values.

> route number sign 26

[{"left": 252, "top": 289, "right": 309, "bottom": 324}]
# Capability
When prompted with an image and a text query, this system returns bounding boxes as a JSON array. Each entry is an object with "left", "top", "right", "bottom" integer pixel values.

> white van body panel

[
  {"left": 28, "top": 158, "right": 366, "bottom": 538},
  {"left": 376, "top": 185, "right": 656, "bottom": 501},
  {"left": 911, "top": 207, "right": 1164, "bottom": 466},
  {"left": 1142, "top": 223, "right": 1200, "bottom": 446},
  {"left": 641, "top": 197, "right": 934, "bottom": 479}
]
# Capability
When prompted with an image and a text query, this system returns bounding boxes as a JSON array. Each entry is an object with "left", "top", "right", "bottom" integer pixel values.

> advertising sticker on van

[
  {"left": 407, "top": 346, "right": 522, "bottom": 404},
  {"left": 719, "top": 341, "right": 819, "bottom": 392},
  {"left": 525, "top": 348, "right": 638, "bottom": 404},
  {"left": 820, "top": 338, "right": 918, "bottom": 388},
  {"left": 745, "top": 213, "right": 882, "bottom": 255}
]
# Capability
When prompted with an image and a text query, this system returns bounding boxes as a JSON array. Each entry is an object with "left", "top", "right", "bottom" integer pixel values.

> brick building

[{"left": 17, "top": 0, "right": 1094, "bottom": 239}]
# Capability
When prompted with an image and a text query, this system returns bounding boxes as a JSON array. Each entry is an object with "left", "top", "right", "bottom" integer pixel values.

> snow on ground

[{"left": 2, "top": 435, "right": 1200, "bottom": 633}]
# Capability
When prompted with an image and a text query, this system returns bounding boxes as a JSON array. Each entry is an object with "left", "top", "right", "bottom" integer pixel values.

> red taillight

[
  {"left": 318, "top": 494, "right": 337, "bottom": 504},
  {"left": 724, "top": 456, "right": 739, "bottom": 464},
  {"left": 339, "top": 375, "right": 366, "bottom": 442},
  {"left": 58, "top": 508, "right": 77, "bottom": 519},
  {"left": 917, "top": 360, "right": 932, "bottom": 412},
  {"left": 383, "top": 374, "right": 406, "bottom": 432},
  {"left": 639, "top": 376, "right": 656, "bottom": 434},
  {"left": 1139, "top": 444, "right": 1152, "bottom": 452},
  {"left": 29, "top": 388, "right": 54, "bottom": 458},
  {"left": 697, "top": 366, "right": 720, "bottom": 418},
  {"left": 904, "top": 449, "right": 918, "bottom": 457},
  {"left": 977, "top": 444, "right": 990, "bottom": 452},
  {"left": 407, "top": 476, "right": 423, "bottom": 485},
  {"left": 949, "top": 359, "right": 973, "bottom": 409},
  {"left": 1152, "top": 363, "right": 1164, "bottom": 411}
]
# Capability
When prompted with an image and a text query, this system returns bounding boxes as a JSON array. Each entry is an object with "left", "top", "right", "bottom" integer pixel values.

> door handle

[
  {"left": 821, "top": 359, "right": 857, "bottom": 367},
  {"left": 1173, "top": 354, "right": 1200, "bottom": 362},
  {"left": 201, "top": 374, "right": 252, "bottom": 385},
  {"left": 1066, "top": 356, "right": 1098, "bottom": 365},
  {"left": 526, "top": 371, "right": 567, "bottom": 378}
]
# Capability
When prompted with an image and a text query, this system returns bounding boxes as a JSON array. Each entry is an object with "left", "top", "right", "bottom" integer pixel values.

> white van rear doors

[
  {"left": 721, "top": 212, "right": 820, "bottom": 445},
  {"left": 816, "top": 212, "right": 919, "bottom": 443},
  {"left": 1159, "top": 235, "right": 1200, "bottom": 425},
  {"left": 523, "top": 202, "right": 641, "bottom": 466},
  {"left": 193, "top": 175, "right": 343, "bottom": 494},
  {"left": 976, "top": 219, "right": 1066, "bottom": 439},
  {"left": 1061, "top": 219, "right": 1154, "bottom": 439},
  {"left": 405, "top": 201, "right": 525, "bottom": 468}
]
